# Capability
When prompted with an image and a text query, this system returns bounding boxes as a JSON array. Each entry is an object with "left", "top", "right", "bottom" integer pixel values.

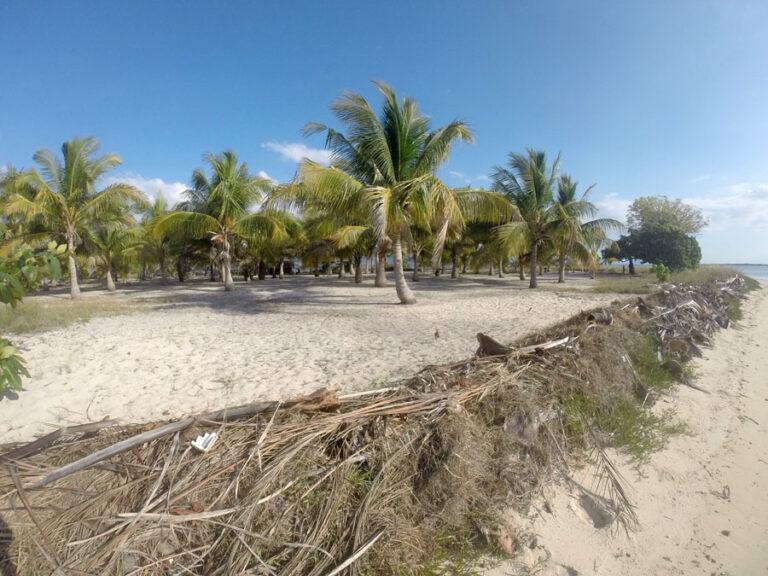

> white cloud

[
  {"left": 594, "top": 192, "right": 631, "bottom": 223},
  {"left": 685, "top": 182, "right": 768, "bottom": 232},
  {"left": 448, "top": 171, "right": 492, "bottom": 187},
  {"left": 103, "top": 173, "right": 187, "bottom": 205},
  {"left": 263, "top": 142, "right": 332, "bottom": 165},
  {"left": 257, "top": 170, "right": 277, "bottom": 184}
]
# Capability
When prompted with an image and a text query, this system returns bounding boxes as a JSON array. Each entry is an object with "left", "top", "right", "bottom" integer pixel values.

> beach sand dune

[
  {"left": 492, "top": 286, "right": 768, "bottom": 575},
  {"left": 1, "top": 274, "right": 615, "bottom": 444}
]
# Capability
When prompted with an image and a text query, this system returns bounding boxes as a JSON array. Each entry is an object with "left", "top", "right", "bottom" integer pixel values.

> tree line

[{"left": 3, "top": 81, "right": 707, "bottom": 306}]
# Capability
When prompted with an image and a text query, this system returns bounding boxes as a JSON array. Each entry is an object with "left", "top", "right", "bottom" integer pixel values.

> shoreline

[{"left": 494, "top": 286, "right": 768, "bottom": 575}]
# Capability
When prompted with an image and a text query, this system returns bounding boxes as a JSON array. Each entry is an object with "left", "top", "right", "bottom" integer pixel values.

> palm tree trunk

[
  {"left": 498, "top": 258, "right": 504, "bottom": 278},
  {"left": 106, "top": 268, "right": 116, "bottom": 292},
  {"left": 488, "top": 262, "right": 494, "bottom": 276},
  {"left": 558, "top": 253, "right": 566, "bottom": 283},
  {"left": 222, "top": 252, "right": 234, "bottom": 291},
  {"left": 279, "top": 261, "right": 285, "bottom": 279},
  {"left": 349, "top": 259, "right": 356, "bottom": 278},
  {"left": 354, "top": 254, "right": 363, "bottom": 284},
  {"left": 258, "top": 260, "right": 267, "bottom": 280},
  {"left": 66, "top": 234, "right": 81, "bottom": 299},
  {"left": 529, "top": 242, "right": 539, "bottom": 289},
  {"left": 338, "top": 258, "right": 344, "bottom": 278},
  {"left": 375, "top": 251, "right": 387, "bottom": 287},
  {"left": 392, "top": 235, "right": 416, "bottom": 304}
]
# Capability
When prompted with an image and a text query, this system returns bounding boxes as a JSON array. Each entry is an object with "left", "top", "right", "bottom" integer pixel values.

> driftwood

[
  {"left": 0, "top": 418, "right": 119, "bottom": 463},
  {"left": 476, "top": 332, "right": 511, "bottom": 356},
  {"left": 30, "top": 418, "right": 195, "bottom": 489}
]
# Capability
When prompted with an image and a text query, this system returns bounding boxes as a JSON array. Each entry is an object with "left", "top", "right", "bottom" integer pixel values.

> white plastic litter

[{"left": 191, "top": 432, "right": 218, "bottom": 453}]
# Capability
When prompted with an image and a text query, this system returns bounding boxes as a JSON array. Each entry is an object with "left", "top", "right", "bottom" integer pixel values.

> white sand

[
  {"left": 490, "top": 286, "right": 768, "bottom": 575},
  {"left": 1, "top": 274, "right": 614, "bottom": 444}
]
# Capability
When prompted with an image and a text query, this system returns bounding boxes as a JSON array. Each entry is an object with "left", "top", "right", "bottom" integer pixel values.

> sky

[{"left": 1, "top": 0, "right": 767, "bottom": 263}]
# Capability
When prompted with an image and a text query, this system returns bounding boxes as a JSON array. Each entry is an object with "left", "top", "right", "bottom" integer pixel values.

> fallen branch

[{"left": 29, "top": 418, "right": 195, "bottom": 488}]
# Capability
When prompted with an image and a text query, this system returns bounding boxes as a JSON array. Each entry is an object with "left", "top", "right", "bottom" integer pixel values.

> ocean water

[{"left": 728, "top": 264, "right": 768, "bottom": 283}]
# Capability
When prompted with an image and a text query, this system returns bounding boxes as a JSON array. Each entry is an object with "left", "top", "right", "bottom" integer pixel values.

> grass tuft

[
  {"left": 0, "top": 298, "right": 146, "bottom": 334},
  {"left": 630, "top": 336, "right": 675, "bottom": 393},
  {"left": 402, "top": 528, "right": 491, "bottom": 576},
  {"left": 593, "top": 274, "right": 653, "bottom": 294}
]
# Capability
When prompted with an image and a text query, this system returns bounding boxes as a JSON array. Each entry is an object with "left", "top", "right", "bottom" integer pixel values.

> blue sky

[{"left": 2, "top": 0, "right": 767, "bottom": 262}]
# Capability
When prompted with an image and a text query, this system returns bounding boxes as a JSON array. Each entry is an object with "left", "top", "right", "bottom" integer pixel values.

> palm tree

[
  {"left": 430, "top": 187, "right": 512, "bottom": 276},
  {"left": 139, "top": 195, "right": 173, "bottom": 282},
  {"left": 299, "top": 81, "right": 474, "bottom": 304},
  {"left": 89, "top": 223, "right": 140, "bottom": 291},
  {"left": 551, "top": 175, "right": 622, "bottom": 283},
  {"left": 3, "top": 137, "right": 146, "bottom": 297},
  {"left": 154, "top": 151, "right": 285, "bottom": 291},
  {"left": 492, "top": 149, "right": 560, "bottom": 288}
]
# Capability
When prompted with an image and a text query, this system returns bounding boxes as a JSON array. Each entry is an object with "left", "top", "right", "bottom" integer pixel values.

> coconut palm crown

[
  {"left": 492, "top": 149, "right": 561, "bottom": 288},
  {"left": 297, "top": 81, "right": 482, "bottom": 304},
  {"left": 551, "top": 174, "right": 622, "bottom": 282},
  {"left": 154, "top": 150, "right": 290, "bottom": 291}
]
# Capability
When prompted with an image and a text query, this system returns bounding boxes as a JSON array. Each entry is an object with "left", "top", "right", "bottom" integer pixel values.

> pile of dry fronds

[{"left": 0, "top": 276, "right": 749, "bottom": 575}]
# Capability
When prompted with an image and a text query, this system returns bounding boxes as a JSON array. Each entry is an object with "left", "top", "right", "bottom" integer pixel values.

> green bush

[
  {"left": 651, "top": 263, "right": 671, "bottom": 282},
  {"left": 1, "top": 243, "right": 63, "bottom": 394}
]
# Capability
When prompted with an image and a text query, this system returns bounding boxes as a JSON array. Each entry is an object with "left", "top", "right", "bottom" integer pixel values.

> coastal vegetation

[
  {"left": 0, "top": 82, "right": 715, "bottom": 394},
  {"left": 1, "top": 84, "right": 634, "bottom": 305}
]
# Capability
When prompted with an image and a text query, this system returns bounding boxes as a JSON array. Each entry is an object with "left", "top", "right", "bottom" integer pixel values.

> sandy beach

[
  {"left": 492, "top": 285, "right": 768, "bottom": 575},
  {"left": 1, "top": 274, "right": 615, "bottom": 444}
]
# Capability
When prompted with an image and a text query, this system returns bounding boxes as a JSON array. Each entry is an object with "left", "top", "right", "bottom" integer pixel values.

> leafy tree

[
  {"left": 298, "top": 81, "right": 476, "bottom": 304},
  {"left": 2, "top": 137, "right": 146, "bottom": 297},
  {"left": 1, "top": 243, "right": 63, "bottom": 394},
  {"left": 624, "top": 228, "right": 702, "bottom": 271},
  {"left": 627, "top": 196, "right": 706, "bottom": 235},
  {"left": 609, "top": 196, "right": 705, "bottom": 273}
]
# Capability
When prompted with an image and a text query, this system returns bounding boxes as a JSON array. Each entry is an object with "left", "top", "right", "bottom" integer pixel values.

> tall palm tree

[
  {"left": 552, "top": 175, "right": 622, "bottom": 283},
  {"left": 3, "top": 137, "right": 146, "bottom": 297},
  {"left": 492, "top": 149, "right": 560, "bottom": 288},
  {"left": 154, "top": 151, "right": 285, "bottom": 291},
  {"left": 298, "top": 81, "right": 474, "bottom": 304}
]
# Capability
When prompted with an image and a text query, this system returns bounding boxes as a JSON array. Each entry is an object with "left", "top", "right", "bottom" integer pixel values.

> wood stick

[
  {"left": 0, "top": 418, "right": 119, "bottom": 462},
  {"left": 29, "top": 418, "right": 194, "bottom": 488}
]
